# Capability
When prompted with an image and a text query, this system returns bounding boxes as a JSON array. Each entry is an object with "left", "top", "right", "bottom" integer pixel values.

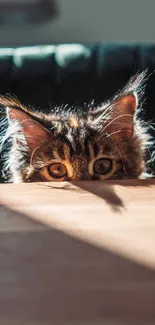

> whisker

[
  {"left": 103, "top": 114, "right": 133, "bottom": 132},
  {"left": 105, "top": 129, "right": 133, "bottom": 138},
  {"left": 105, "top": 131, "right": 127, "bottom": 175},
  {"left": 30, "top": 146, "right": 40, "bottom": 168}
]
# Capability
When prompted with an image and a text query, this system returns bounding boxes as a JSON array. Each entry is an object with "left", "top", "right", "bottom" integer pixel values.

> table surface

[{"left": 0, "top": 179, "right": 155, "bottom": 325}]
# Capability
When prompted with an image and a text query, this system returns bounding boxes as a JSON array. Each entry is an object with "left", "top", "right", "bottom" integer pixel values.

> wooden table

[{"left": 0, "top": 179, "right": 155, "bottom": 325}]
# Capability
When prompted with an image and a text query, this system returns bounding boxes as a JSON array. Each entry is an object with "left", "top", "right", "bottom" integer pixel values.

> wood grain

[{"left": 0, "top": 179, "right": 155, "bottom": 324}]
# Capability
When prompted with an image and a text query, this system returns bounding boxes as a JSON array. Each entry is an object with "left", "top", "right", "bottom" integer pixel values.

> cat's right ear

[{"left": 6, "top": 106, "right": 51, "bottom": 153}]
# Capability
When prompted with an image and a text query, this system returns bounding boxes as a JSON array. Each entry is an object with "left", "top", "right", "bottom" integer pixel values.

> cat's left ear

[
  {"left": 107, "top": 92, "right": 137, "bottom": 137},
  {"left": 91, "top": 92, "right": 137, "bottom": 139},
  {"left": 90, "top": 70, "right": 148, "bottom": 138}
]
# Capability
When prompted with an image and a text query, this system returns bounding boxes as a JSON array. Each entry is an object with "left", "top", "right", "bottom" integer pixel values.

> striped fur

[{"left": 0, "top": 71, "right": 154, "bottom": 183}]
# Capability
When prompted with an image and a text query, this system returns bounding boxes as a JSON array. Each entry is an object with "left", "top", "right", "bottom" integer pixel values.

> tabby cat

[{"left": 0, "top": 71, "right": 153, "bottom": 183}]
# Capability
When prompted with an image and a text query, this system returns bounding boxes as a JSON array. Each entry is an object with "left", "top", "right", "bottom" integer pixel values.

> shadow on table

[
  {"left": 40, "top": 181, "right": 125, "bottom": 212},
  {"left": 41, "top": 178, "right": 155, "bottom": 213},
  {"left": 72, "top": 181, "right": 125, "bottom": 212},
  {"left": 0, "top": 204, "right": 155, "bottom": 325}
]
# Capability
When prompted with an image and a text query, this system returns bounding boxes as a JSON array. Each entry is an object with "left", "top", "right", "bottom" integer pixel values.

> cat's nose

[{"left": 70, "top": 169, "right": 92, "bottom": 181}]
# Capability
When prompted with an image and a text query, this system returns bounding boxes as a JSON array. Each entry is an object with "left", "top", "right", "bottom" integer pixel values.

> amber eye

[
  {"left": 48, "top": 163, "right": 67, "bottom": 179},
  {"left": 93, "top": 158, "right": 112, "bottom": 175}
]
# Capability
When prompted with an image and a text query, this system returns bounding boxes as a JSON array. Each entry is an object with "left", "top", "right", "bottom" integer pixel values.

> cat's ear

[
  {"left": 89, "top": 71, "right": 147, "bottom": 139},
  {"left": 106, "top": 92, "right": 137, "bottom": 138},
  {"left": 6, "top": 106, "right": 50, "bottom": 152},
  {"left": 89, "top": 92, "right": 138, "bottom": 139}
]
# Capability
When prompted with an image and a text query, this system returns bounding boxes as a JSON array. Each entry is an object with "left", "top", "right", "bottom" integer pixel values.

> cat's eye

[
  {"left": 93, "top": 158, "right": 112, "bottom": 175},
  {"left": 48, "top": 163, "right": 67, "bottom": 179}
]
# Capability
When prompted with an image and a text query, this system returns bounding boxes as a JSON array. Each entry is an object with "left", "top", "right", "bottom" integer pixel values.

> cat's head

[{"left": 0, "top": 71, "right": 152, "bottom": 183}]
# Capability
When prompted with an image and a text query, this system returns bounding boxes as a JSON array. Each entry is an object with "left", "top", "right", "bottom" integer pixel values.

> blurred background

[
  {"left": 1, "top": 0, "right": 155, "bottom": 45},
  {"left": 0, "top": 0, "right": 155, "bottom": 182}
]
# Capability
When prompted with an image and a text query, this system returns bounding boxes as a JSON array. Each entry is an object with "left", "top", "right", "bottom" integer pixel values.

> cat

[{"left": 0, "top": 70, "right": 154, "bottom": 183}]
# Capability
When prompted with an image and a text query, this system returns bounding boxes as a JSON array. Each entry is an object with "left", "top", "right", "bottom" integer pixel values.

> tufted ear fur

[
  {"left": 89, "top": 71, "right": 147, "bottom": 139},
  {"left": 0, "top": 94, "right": 51, "bottom": 153},
  {"left": 104, "top": 93, "right": 137, "bottom": 138},
  {"left": 6, "top": 106, "right": 51, "bottom": 153}
]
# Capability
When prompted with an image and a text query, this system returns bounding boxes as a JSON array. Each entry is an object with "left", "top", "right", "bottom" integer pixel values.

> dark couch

[{"left": 0, "top": 43, "right": 155, "bottom": 182}]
